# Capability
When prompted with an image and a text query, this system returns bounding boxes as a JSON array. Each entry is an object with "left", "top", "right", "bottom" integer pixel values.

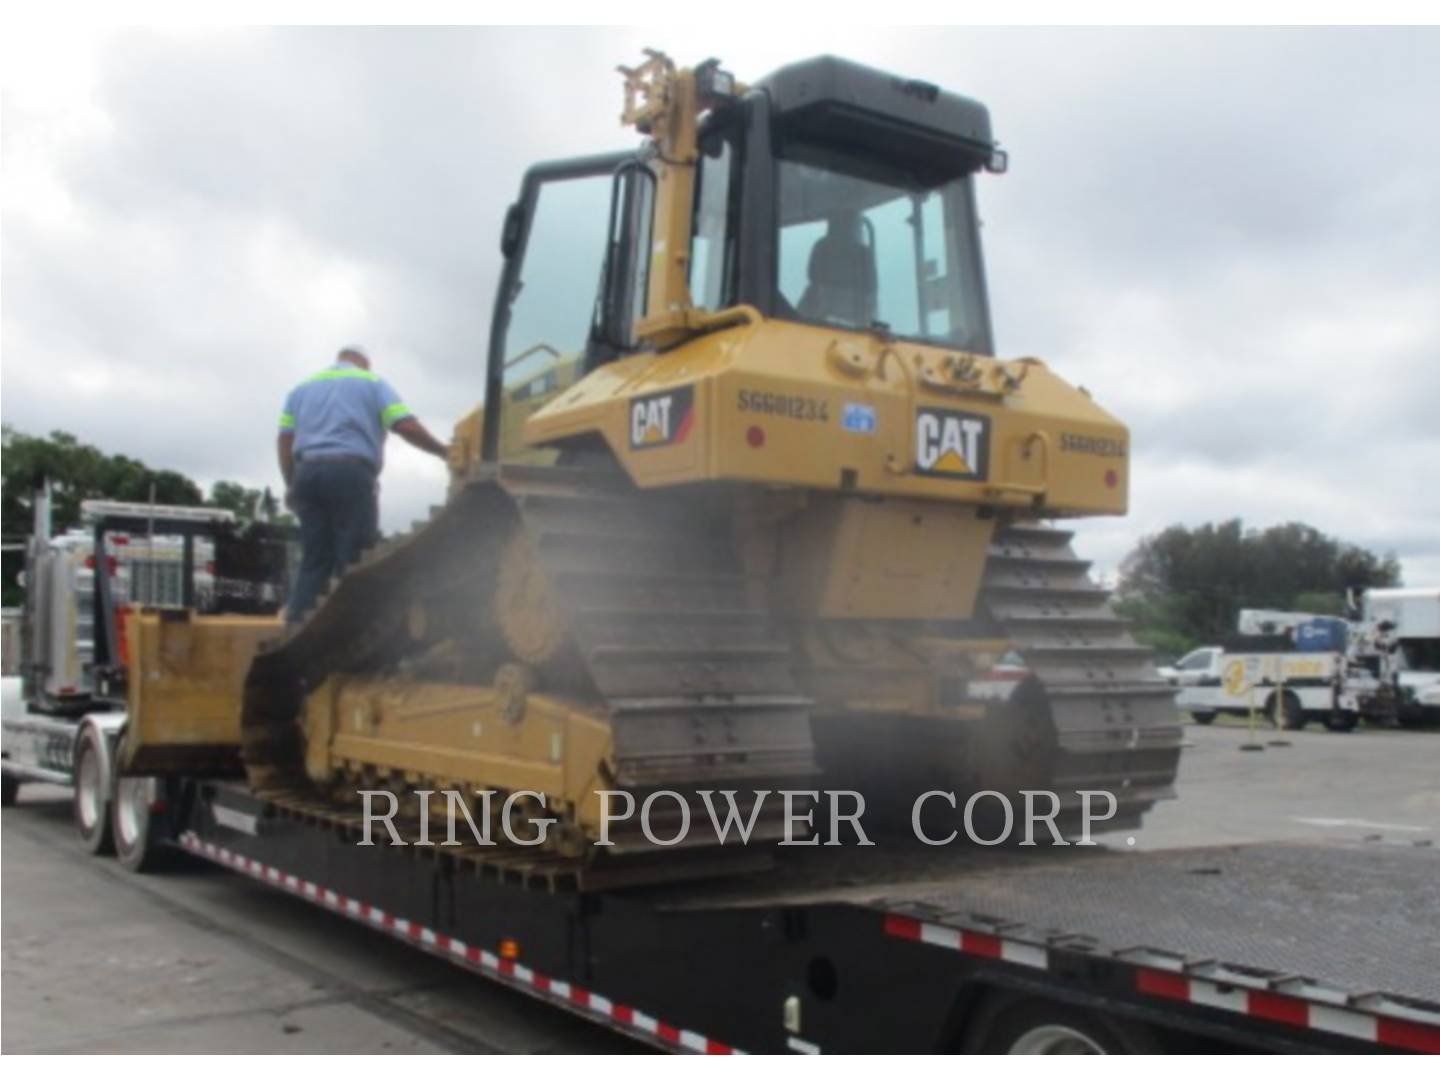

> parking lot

[{"left": 3, "top": 720, "right": 1437, "bottom": 1053}]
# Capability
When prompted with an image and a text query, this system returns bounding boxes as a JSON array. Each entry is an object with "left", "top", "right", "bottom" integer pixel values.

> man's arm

[
  {"left": 277, "top": 431, "right": 296, "bottom": 488},
  {"left": 278, "top": 390, "right": 299, "bottom": 492},
  {"left": 393, "top": 416, "right": 450, "bottom": 460},
  {"left": 376, "top": 378, "right": 449, "bottom": 461}
]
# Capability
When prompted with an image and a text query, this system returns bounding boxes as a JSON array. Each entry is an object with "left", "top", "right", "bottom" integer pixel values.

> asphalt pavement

[{"left": 2, "top": 788, "right": 638, "bottom": 1053}]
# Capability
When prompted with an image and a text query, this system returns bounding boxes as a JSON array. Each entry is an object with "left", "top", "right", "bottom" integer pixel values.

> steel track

[
  {"left": 239, "top": 466, "right": 1181, "bottom": 874},
  {"left": 982, "top": 523, "right": 1184, "bottom": 831}
]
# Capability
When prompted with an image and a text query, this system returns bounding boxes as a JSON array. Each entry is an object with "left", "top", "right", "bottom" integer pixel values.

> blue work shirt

[{"left": 278, "top": 360, "right": 413, "bottom": 470}]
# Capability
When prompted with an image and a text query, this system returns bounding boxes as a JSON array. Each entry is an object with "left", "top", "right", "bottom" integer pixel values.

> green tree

[
  {"left": 2, "top": 426, "right": 282, "bottom": 605},
  {"left": 2, "top": 426, "right": 205, "bottom": 542},
  {"left": 1116, "top": 519, "right": 1402, "bottom": 653},
  {"left": 208, "top": 480, "right": 280, "bottom": 523}
]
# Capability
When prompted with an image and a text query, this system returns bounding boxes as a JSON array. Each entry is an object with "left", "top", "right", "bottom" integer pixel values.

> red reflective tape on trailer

[
  {"left": 1377, "top": 1017, "right": 1440, "bottom": 1054},
  {"left": 1135, "top": 970, "right": 1440, "bottom": 1051},
  {"left": 881, "top": 905, "right": 1438, "bottom": 1052},
  {"left": 883, "top": 914, "right": 922, "bottom": 941},
  {"left": 961, "top": 931, "right": 1004, "bottom": 960},
  {"left": 1247, "top": 990, "right": 1309, "bottom": 1028},
  {"left": 185, "top": 834, "right": 742, "bottom": 1054},
  {"left": 883, "top": 912, "right": 1047, "bottom": 971},
  {"left": 1136, "top": 968, "right": 1191, "bottom": 1001}
]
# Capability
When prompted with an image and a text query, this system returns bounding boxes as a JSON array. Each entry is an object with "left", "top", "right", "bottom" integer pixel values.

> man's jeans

[{"left": 287, "top": 458, "right": 379, "bottom": 623}]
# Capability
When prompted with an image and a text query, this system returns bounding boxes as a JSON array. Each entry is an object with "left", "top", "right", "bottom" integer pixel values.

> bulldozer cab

[{"left": 480, "top": 54, "right": 1005, "bottom": 465}]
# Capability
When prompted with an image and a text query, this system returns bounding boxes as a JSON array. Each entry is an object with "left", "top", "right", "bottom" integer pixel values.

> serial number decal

[
  {"left": 738, "top": 390, "right": 830, "bottom": 423},
  {"left": 1059, "top": 433, "right": 1127, "bottom": 458},
  {"left": 915, "top": 406, "right": 990, "bottom": 481},
  {"left": 630, "top": 386, "right": 695, "bottom": 451}
]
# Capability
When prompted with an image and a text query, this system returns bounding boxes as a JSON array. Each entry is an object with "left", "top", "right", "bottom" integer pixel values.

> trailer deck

[
  {"left": 665, "top": 839, "right": 1440, "bottom": 1003},
  {"left": 169, "top": 780, "right": 1440, "bottom": 1054}
]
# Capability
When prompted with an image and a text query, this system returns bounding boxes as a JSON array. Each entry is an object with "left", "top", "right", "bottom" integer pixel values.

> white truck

[
  {"left": 21, "top": 498, "right": 231, "bottom": 714},
  {"left": 1165, "top": 609, "right": 1386, "bottom": 732},
  {"left": 2, "top": 492, "right": 291, "bottom": 807},
  {"left": 1363, "top": 587, "right": 1440, "bottom": 727},
  {"left": 1169, "top": 645, "right": 1367, "bottom": 732}
]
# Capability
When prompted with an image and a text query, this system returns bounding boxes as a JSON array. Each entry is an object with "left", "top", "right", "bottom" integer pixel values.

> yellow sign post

[
  {"left": 1268, "top": 671, "right": 1293, "bottom": 748},
  {"left": 1224, "top": 658, "right": 1265, "bottom": 752}
]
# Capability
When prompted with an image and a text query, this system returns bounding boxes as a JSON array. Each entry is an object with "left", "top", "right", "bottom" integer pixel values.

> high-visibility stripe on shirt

[
  {"left": 278, "top": 412, "right": 296, "bottom": 430},
  {"left": 381, "top": 402, "right": 413, "bottom": 429},
  {"left": 304, "top": 367, "right": 380, "bottom": 383}
]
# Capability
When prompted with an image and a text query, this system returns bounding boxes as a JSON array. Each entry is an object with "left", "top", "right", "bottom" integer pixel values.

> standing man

[{"left": 278, "top": 345, "right": 449, "bottom": 623}]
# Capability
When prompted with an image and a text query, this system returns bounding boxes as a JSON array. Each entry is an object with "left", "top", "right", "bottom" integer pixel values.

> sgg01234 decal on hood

[{"left": 1059, "top": 432, "right": 1127, "bottom": 457}]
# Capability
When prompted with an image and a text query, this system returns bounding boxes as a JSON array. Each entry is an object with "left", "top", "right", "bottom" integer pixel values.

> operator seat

[{"left": 798, "top": 215, "right": 878, "bottom": 328}]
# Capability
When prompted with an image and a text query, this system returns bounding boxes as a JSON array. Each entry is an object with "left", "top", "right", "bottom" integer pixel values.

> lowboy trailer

[{"left": 38, "top": 744, "right": 1439, "bottom": 1055}]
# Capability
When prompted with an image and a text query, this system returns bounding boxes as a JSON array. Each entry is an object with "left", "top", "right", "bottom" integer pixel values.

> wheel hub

[
  {"left": 115, "top": 776, "right": 150, "bottom": 848},
  {"left": 76, "top": 747, "right": 102, "bottom": 830}
]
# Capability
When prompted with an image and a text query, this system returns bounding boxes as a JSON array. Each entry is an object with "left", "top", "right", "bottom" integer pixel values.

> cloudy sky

[{"left": 3, "top": 26, "right": 1437, "bottom": 583}]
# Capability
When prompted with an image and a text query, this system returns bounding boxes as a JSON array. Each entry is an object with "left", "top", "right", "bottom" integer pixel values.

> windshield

[{"left": 774, "top": 142, "right": 991, "bottom": 352}]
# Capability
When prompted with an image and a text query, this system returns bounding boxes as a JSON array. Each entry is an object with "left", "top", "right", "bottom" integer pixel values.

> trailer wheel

[
  {"left": 1190, "top": 711, "right": 1216, "bottom": 725},
  {"left": 1323, "top": 711, "right": 1359, "bottom": 733},
  {"left": 977, "top": 1000, "right": 1159, "bottom": 1054},
  {"left": 113, "top": 775, "right": 167, "bottom": 873},
  {"left": 2, "top": 769, "right": 19, "bottom": 807},
  {"left": 73, "top": 728, "right": 114, "bottom": 855}
]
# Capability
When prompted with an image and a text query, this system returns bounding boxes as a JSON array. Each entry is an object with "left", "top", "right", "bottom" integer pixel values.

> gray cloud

[{"left": 3, "top": 27, "right": 1437, "bottom": 587}]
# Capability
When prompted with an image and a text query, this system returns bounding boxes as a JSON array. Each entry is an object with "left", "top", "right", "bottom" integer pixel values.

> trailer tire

[
  {"left": 112, "top": 775, "right": 167, "bottom": 873},
  {"left": 1190, "top": 711, "right": 1216, "bottom": 725},
  {"left": 977, "top": 999, "right": 1160, "bottom": 1054},
  {"left": 2, "top": 769, "right": 19, "bottom": 807},
  {"left": 1323, "top": 711, "right": 1359, "bottom": 733},
  {"left": 73, "top": 728, "right": 114, "bottom": 855}
]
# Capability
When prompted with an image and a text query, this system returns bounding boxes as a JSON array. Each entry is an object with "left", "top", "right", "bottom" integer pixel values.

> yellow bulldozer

[{"left": 130, "top": 52, "right": 1182, "bottom": 868}]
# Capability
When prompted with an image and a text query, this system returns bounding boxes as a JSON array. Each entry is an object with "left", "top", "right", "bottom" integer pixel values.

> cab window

[
  {"left": 774, "top": 141, "right": 989, "bottom": 352},
  {"left": 496, "top": 174, "right": 613, "bottom": 462},
  {"left": 689, "top": 130, "right": 738, "bottom": 311},
  {"left": 1178, "top": 649, "right": 1215, "bottom": 671}
]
